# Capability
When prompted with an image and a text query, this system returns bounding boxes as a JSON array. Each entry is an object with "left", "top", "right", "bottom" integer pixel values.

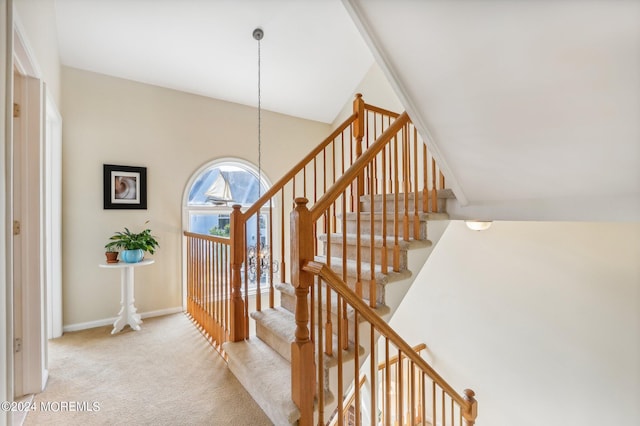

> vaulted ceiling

[
  {"left": 53, "top": 0, "right": 640, "bottom": 221},
  {"left": 54, "top": 0, "right": 374, "bottom": 124},
  {"left": 345, "top": 0, "right": 640, "bottom": 221}
]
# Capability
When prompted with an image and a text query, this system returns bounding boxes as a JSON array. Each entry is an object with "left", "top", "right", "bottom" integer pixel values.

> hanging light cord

[{"left": 254, "top": 28, "right": 263, "bottom": 200}]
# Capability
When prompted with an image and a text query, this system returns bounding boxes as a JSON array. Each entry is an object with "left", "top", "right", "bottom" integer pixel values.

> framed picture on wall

[{"left": 103, "top": 164, "right": 147, "bottom": 209}]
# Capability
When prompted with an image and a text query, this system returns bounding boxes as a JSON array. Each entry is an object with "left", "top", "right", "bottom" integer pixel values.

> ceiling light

[{"left": 465, "top": 220, "right": 492, "bottom": 231}]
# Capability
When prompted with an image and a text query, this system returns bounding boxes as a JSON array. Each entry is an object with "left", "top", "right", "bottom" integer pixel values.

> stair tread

[
  {"left": 252, "top": 306, "right": 367, "bottom": 367},
  {"left": 361, "top": 189, "right": 456, "bottom": 201},
  {"left": 223, "top": 338, "right": 300, "bottom": 425},
  {"left": 275, "top": 283, "right": 391, "bottom": 320},
  {"left": 251, "top": 306, "right": 295, "bottom": 343},
  {"left": 314, "top": 255, "right": 413, "bottom": 283},
  {"left": 342, "top": 211, "right": 448, "bottom": 221},
  {"left": 318, "top": 233, "right": 432, "bottom": 249}
]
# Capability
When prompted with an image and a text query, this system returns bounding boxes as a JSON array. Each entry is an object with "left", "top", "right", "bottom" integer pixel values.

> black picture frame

[{"left": 103, "top": 164, "right": 147, "bottom": 209}]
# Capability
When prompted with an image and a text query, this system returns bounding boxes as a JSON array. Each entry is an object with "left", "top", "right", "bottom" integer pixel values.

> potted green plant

[{"left": 105, "top": 225, "right": 159, "bottom": 263}]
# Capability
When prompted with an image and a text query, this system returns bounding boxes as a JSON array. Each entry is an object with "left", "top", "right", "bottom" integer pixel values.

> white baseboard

[{"left": 62, "top": 307, "right": 183, "bottom": 333}]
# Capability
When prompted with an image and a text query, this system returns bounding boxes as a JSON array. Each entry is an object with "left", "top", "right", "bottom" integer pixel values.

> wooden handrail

[
  {"left": 302, "top": 260, "right": 475, "bottom": 415},
  {"left": 310, "top": 112, "right": 410, "bottom": 220},
  {"left": 364, "top": 103, "right": 400, "bottom": 118},
  {"left": 183, "top": 230, "right": 230, "bottom": 245},
  {"left": 242, "top": 112, "right": 357, "bottom": 219}
]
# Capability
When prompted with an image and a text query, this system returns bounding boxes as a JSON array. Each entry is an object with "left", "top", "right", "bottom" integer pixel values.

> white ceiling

[
  {"left": 346, "top": 0, "right": 640, "bottom": 220},
  {"left": 54, "top": 0, "right": 374, "bottom": 124},
  {"left": 53, "top": 0, "right": 640, "bottom": 220}
]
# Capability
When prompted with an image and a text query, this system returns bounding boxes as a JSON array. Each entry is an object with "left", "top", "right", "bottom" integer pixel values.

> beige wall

[
  {"left": 331, "top": 62, "right": 403, "bottom": 128},
  {"left": 14, "top": 0, "right": 61, "bottom": 104},
  {"left": 61, "top": 67, "right": 330, "bottom": 327},
  {"left": 390, "top": 221, "right": 640, "bottom": 425}
]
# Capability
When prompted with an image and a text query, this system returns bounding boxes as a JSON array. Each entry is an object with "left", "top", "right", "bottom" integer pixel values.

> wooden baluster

[
  {"left": 431, "top": 158, "right": 437, "bottom": 213},
  {"left": 397, "top": 349, "right": 403, "bottom": 426},
  {"left": 422, "top": 144, "right": 428, "bottom": 213},
  {"left": 462, "top": 389, "right": 477, "bottom": 426},
  {"left": 381, "top": 146, "right": 388, "bottom": 275},
  {"left": 197, "top": 238, "right": 202, "bottom": 327},
  {"left": 370, "top": 325, "right": 377, "bottom": 426},
  {"left": 255, "top": 212, "right": 262, "bottom": 311},
  {"left": 280, "top": 187, "right": 286, "bottom": 284},
  {"left": 222, "top": 242, "right": 226, "bottom": 343},
  {"left": 243, "top": 222, "right": 250, "bottom": 338},
  {"left": 369, "top": 159, "right": 376, "bottom": 308},
  {"left": 355, "top": 178, "right": 363, "bottom": 299},
  {"left": 393, "top": 134, "right": 401, "bottom": 272},
  {"left": 354, "top": 311, "right": 361, "bottom": 426},
  {"left": 442, "top": 389, "right": 446, "bottom": 426},
  {"left": 316, "top": 277, "right": 325, "bottom": 425},
  {"left": 290, "top": 198, "right": 316, "bottom": 426},
  {"left": 451, "top": 396, "right": 455, "bottom": 426},
  {"left": 354, "top": 93, "right": 365, "bottom": 211},
  {"left": 432, "top": 382, "right": 436, "bottom": 426},
  {"left": 385, "top": 338, "right": 391, "bottom": 426},
  {"left": 325, "top": 209, "right": 333, "bottom": 357},
  {"left": 186, "top": 237, "right": 191, "bottom": 316},
  {"left": 402, "top": 125, "right": 410, "bottom": 242},
  {"left": 219, "top": 242, "right": 224, "bottom": 344},
  {"left": 420, "top": 372, "right": 426, "bottom": 426},
  {"left": 337, "top": 294, "right": 344, "bottom": 426},
  {"left": 303, "top": 165, "right": 307, "bottom": 199},
  {"left": 206, "top": 240, "right": 212, "bottom": 340},
  {"left": 410, "top": 360, "right": 416, "bottom": 425},
  {"left": 269, "top": 200, "right": 274, "bottom": 308},
  {"left": 229, "top": 204, "right": 246, "bottom": 341},
  {"left": 413, "top": 126, "right": 421, "bottom": 240},
  {"left": 341, "top": 191, "right": 349, "bottom": 351},
  {"left": 313, "top": 156, "right": 317, "bottom": 204}
]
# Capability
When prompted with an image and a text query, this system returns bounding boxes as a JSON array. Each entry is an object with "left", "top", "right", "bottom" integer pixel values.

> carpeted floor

[{"left": 24, "top": 313, "right": 273, "bottom": 425}]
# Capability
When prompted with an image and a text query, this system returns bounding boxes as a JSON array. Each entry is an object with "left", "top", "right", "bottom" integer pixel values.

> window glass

[
  {"left": 188, "top": 164, "right": 263, "bottom": 207},
  {"left": 185, "top": 160, "right": 275, "bottom": 292}
]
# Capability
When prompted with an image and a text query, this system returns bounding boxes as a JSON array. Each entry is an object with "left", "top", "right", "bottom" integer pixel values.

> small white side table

[{"left": 99, "top": 259, "right": 154, "bottom": 334}]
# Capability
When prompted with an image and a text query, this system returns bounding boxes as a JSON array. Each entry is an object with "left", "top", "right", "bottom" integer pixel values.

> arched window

[
  {"left": 184, "top": 159, "right": 276, "bottom": 294},
  {"left": 184, "top": 159, "right": 269, "bottom": 237}
]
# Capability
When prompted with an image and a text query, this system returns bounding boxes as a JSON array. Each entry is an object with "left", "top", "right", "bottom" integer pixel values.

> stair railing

[
  {"left": 329, "top": 344, "right": 427, "bottom": 426},
  {"left": 290, "top": 112, "right": 472, "bottom": 425},
  {"left": 234, "top": 95, "right": 406, "bottom": 339},
  {"left": 184, "top": 94, "right": 406, "bottom": 344},
  {"left": 183, "top": 231, "right": 233, "bottom": 353},
  {"left": 289, "top": 246, "right": 477, "bottom": 425}
]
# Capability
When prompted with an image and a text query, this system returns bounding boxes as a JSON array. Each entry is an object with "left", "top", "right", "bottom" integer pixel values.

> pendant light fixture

[
  {"left": 248, "top": 27, "right": 274, "bottom": 283},
  {"left": 253, "top": 27, "right": 264, "bottom": 200}
]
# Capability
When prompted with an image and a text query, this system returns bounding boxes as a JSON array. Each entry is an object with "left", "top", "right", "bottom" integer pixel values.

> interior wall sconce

[{"left": 465, "top": 220, "right": 493, "bottom": 231}]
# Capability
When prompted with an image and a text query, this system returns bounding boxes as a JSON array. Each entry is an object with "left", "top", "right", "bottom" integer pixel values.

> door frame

[{"left": 11, "top": 10, "right": 53, "bottom": 397}]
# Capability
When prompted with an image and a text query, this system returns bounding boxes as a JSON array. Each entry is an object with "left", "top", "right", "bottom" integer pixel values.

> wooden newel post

[
  {"left": 462, "top": 389, "right": 478, "bottom": 426},
  {"left": 290, "top": 197, "right": 316, "bottom": 425},
  {"left": 229, "top": 204, "right": 246, "bottom": 341}
]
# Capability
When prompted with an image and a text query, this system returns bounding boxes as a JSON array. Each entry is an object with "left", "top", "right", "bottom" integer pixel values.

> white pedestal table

[{"left": 98, "top": 259, "right": 154, "bottom": 334}]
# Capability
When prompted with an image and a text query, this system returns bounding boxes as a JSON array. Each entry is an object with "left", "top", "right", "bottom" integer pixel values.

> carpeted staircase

[{"left": 223, "top": 191, "right": 452, "bottom": 425}]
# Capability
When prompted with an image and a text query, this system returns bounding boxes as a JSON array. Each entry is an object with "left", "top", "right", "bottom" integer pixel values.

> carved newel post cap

[
  {"left": 294, "top": 197, "right": 309, "bottom": 206},
  {"left": 464, "top": 389, "right": 476, "bottom": 400}
]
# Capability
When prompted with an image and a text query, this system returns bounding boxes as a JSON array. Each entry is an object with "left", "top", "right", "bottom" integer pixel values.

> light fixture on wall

[{"left": 465, "top": 220, "right": 493, "bottom": 231}]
